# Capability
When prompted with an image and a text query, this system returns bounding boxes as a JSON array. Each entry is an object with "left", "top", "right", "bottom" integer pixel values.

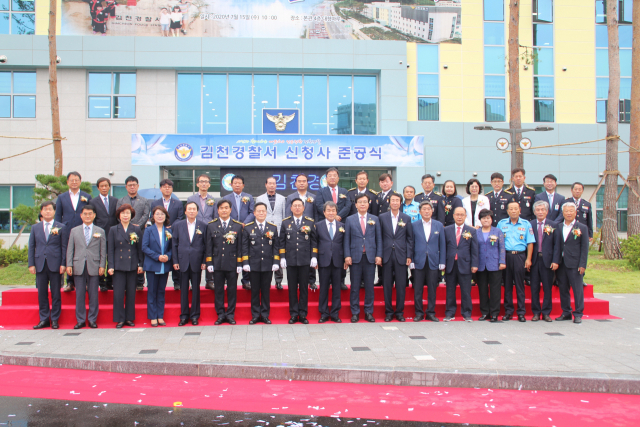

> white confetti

[
  {"left": 98, "top": 391, "right": 106, "bottom": 396},
  {"left": 408, "top": 408, "right": 414, "bottom": 411},
  {"left": 581, "top": 400, "right": 589, "bottom": 403},
  {"left": 70, "top": 391, "right": 80, "bottom": 395}
]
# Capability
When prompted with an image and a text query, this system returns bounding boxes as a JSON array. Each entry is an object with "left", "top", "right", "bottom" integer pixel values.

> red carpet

[
  {"left": 0, "top": 283, "right": 615, "bottom": 329},
  {"left": 0, "top": 365, "right": 638, "bottom": 426}
]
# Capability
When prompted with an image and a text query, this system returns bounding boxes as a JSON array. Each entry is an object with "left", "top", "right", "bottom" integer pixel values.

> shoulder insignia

[
  {"left": 208, "top": 218, "right": 219, "bottom": 223},
  {"left": 370, "top": 189, "right": 379, "bottom": 195},
  {"left": 267, "top": 222, "right": 277, "bottom": 227},
  {"left": 393, "top": 190, "right": 400, "bottom": 194},
  {"left": 232, "top": 219, "right": 243, "bottom": 225},
  {"left": 283, "top": 216, "right": 292, "bottom": 221},
  {"left": 245, "top": 221, "right": 255, "bottom": 226},
  {"left": 416, "top": 192, "right": 424, "bottom": 196},
  {"left": 434, "top": 191, "right": 442, "bottom": 196},
  {"left": 348, "top": 187, "right": 357, "bottom": 192},
  {"left": 485, "top": 190, "right": 493, "bottom": 196},
  {"left": 526, "top": 185, "right": 535, "bottom": 191},
  {"left": 504, "top": 189, "right": 513, "bottom": 194},
  {"left": 304, "top": 216, "right": 314, "bottom": 222}
]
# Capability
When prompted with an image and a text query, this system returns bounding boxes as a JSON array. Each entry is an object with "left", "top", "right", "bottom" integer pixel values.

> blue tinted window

[
  {"left": 228, "top": 74, "right": 252, "bottom": 134},
  {"left": 484, "top": 22, "right": 504, "bottom": 45},
  {"left": 485, "top": 99, "right": 505, "bottom": 122},
  {"left": 418, "top": 98, "right": 439, "bottom": 121},
  {"left": 0, "top": 72, "right": 9, "bottom": 92},
  {"left": 484, "top": 0, "right": 504, "bottom": 21},
  {"left": 619, "top": 25, "right": 632, "bottom": 48},
  {"left": 595, "top": 25, "right": 607, "bottom": 48},
  {"left": 621, "top": 78, "right": 631, "bottom": 99},
  {"left": 0, "top": 13, "right": 8, "bottom": 34},
  {"left": 113, "top": 96, "right": 135, "bottom": 118},
  {"left": 0, "top": 0, "right": 8, "bottom": 10},
  {"left": 620, "top": 0, "right": 633, "bottom": 23},
  {"left": 278, "top": 74, "right": 302, "bottom": 110},
  {"left": 113, "top": 73, "right": 136, "bottom": 95},
  {"left": 596, "top": 100, "right": 606, "bottom": 123},
  {"left": 253, "top": 74, "right": 277, "bottom": 134},
  {"left": 12, "top": 0, "right": 34, "bottom": 11},
  {"left": 534, "top": 99, "right": 554, "bottom": 122},
  {"left": 596, "top": 49, "right": 608, "bottom": 76},
  {"left": 417, "top": 44, "right": 438, "bottom": 73},
  {"left": 12, "top": 13, "right": 34, "bottom": 34},
  {"left": 203, "top": 74, "right": 227, "bottom": 134},
  {"left": 485, "top": 75, "right": 505, "bottom": 97},
  {"left": 0, "top": 95, "right": 9, "bottom": 117},
  {"left": 534, "top": 76, "right": 554, "bottom": 98},
  {"left": 596, "top": 78, "right": 608, "bottom": 99},
  {"left": 304, "top": 75, "right": 327, "bottom": 135},
  {"left": 89, "top": 73, "right": 112, "bottom": 94},
  {"left": 13, "top": 95, "right": 34, "bottom": 117},
  {"left": 534, "top": 48, "right": 553, "bottom": 75},
  {"left": 329, "top": 75, "right": 352, "bottom": 135},
  {"left": 13, "top": 71, "right": 35, "bottom": 93},
  {"left": 88, "top": 96, "right": 111, "bottom": 119},
  {"left": 533, "top": 0, "right": 552, "bottom": 23},
  {"left": 418, "top": 74, "right": 439, "bottom": 97},
  {"left": 533, "top": 24, "right": 553, "bottom": 46},
  {"left": 177, "top": 74, "right": 201, "bottom": 133},
  {"left": 595, "top": 0, "right": 606, "bottom": 23},
  {"left": 484, "top": 46, "right": 505, "bottom": 74},
  {"left": 620, "top": 49, "right": 631, "bottom": 77},
  {"left": 353, "top": 75, "right": 376, "bottom": 135}
]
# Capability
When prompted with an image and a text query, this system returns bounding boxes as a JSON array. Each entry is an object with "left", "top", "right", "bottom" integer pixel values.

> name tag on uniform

[
  {"left": 269, "top": 240, "right": 272, "bottom": 245},
  {"left": 287, "top": 234, "right": 290, "bottom": 239},
  {"left": 554, "top": 204, "right": 559, "bottom": 211},
  {"left": 305, "top": 235, "right": 309, "bottom": 240},
  {"left": 251, "top": 240, "right": 255, "bottom": 245}
]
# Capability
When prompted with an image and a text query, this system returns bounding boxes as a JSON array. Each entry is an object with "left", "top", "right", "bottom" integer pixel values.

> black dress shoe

[
  {"left": 573, "top": 317, "right": 582, "bottom": 324},
  {"left": 341, "top": 282, "right": 348, "bottom": 290},
  {"left": 426, "top": 314, "right": 439, "bottom": 322},
  {"left": 351, "top": 314, "right": 359, "bottom": 323},
  {"left": 331, "top": 316, "right": 342, "bottom": 323},
  {"left": 51, "top": 321, "right": 59, "bottom": 329},
  {"left": 228, "top": 318, "right": 236, "bottom": 325},
  {"left": 309, "top": 283, "right": 318, "bottom": 291},
  {"left": 478, "top": 315, "right": 488, "bottom": 321},
  {"left": 502, "top": 314, "right": 513, "bottom": 321},
  {"left": 490, "top": 316, "right": 499, "bottom": 323},
  {"left": 364, "top": 313, "right": 375, "bottom": 323},
  {"left": 276, "top": 282, "right": 283, "bottom": 290},
  {"left": 99, "top": 285, "right": 108, "bottom": 292},
  {"left": 215, "top": 318, "right": 225, "bottom": 325},
  {"left": 518, "top": 315, "right": 526, "bottom": 322},
  {"left": 300, "top": 317, "right": 309, "bottom": 324},
  {"left": 205, "top": 282, "right": 215, "bottom": 291},
  {"left": 249, "top": 318, "right": 259, "bottom": 325},
  {"left": 116, "top": 322, "right": 124, "bottom": 329},
  {"left": 555, "top": 314, "right": 572, "bottom": 321},
  {"left": 192, "top": 319, "right": 198, "bottom": 325},
  {"left": 88, "top": 322, "right": 98, "bottom": 328},
  {"left": 289, "top": 316, "right": 298, "bottom": 324},
  {"left": 396, "top": 315, "right": 405, "bottom": 322},
  {"left": 384, "top": 316, "right": 393, "bottom": 322},
  {"left": 124, "top": 320, "right": 135, "bottom": 327},
  {"left": 318, "top": 316, "right": 329, "bottom": 323},
  {"left": 136, "top": 285, "right": 144, "bottom": 291},
  {"left": 63, "top": 285, "right": 75, "bottom": 293},
  {"left": 74, "top": 322, "right": 85, "bottom": 329},
  {"left": 174, "top": 285, "right": 181, "bottom": 291},
  {"left": 242, "top": 282, "right": 251, "bottom": 290},
  {"left": 33, "top": 320, "right": 50, "bottom": 330},
  {"left": 373, "top": 280, "right": 382, "bottom": 287},
  {"left": 262, "top": 317, "right": 272, "bottom": 324},
  {"left": 543, "top": 314, "right": 552, "bottom": 322},
  {"left": 413, "top": 315, "right": 424, "bottom": 322},
  {"left": 178, "top": 319, "right": 189, "bottom": 326},
  {"left": 532, "top": 314, "right": 540, "bottom": 321}
]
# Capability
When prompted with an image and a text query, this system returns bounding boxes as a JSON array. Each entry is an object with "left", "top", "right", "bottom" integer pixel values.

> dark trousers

[
  {"left": 309, "top": 267, "right": 317, "bottom": 286},
  {"left": 504, "top": 252, "right": 526, "bottom": 316},
  {"left": 180, "top": 265, "right": 202, "bottom": 320},
  {"left": 557, "top": 263, "right": 585, "bottom": 318},
  {"left": 530, "top": 257, "right": 554, "bottom": 315},
  {"left": 476, "top": 269, "right": 502, "bottom": 318},
  {"left": 146, "top": 271, "right": 168, "bottom": 320},
  {"left": 241, "top": 270, "right": 250, "bottom": 285},
  {"left": 137, "top": 272, "right": 145, "bottom": 286},
  {"left": 213, "top": 270, "right": 238, "bottom": 319},
  {"left": 349, "top": 255, "right": 375, "bottom": 315},
  {"left": 382, "top": 257, "right": 407, "bottom": 316},
  {"left": 75, "top": 263, "right": 99, "bottom": 324},
  {"left": 444, "top": 261, "right": 472, "bottom": 318},
  {"left": 35, "top": 263, "right": 62, "bottom": 322},
  {"left": 250, "top": 271, "right": 273, "bottom": 319},
  {"left": 205, "top": 269, "right": 214, "bottom": 284},
  {"left": 318, "top": 265, "right": 342, "bottom": 318},
  {"left": 287, "top": 265, "right": 310, "bottom": 318},
  {"left": 172, "top": 265, "right": 181, "bottom": 288},
  {"left": 112, "top": 270, "right": 137, "bottom": 322},
  {"left": 274, "top": 266, "right": 284, "bottom": 284},
  {"left": 413, "top": 262, "right": 439, "bottom": 317}
]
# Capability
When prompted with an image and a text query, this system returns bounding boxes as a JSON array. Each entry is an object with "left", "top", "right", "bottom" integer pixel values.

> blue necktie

[
  {"left": 329, "top": 222, "right": 334, "bottom": 240},
  {"left": 45, "top": 223, "right": 50, "bottom": 242},
  {"left": 103, "top": 196, "right": 109, "bottom": 212},
  {"left": 84, "top": 226, "right": 91, "bottom": 246}
]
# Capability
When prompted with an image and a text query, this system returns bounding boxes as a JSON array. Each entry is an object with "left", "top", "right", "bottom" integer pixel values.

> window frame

[
  {"left": 417, "top": 44, "right": 440, "bottom": 122},
  {"left": 0, "top": 70, "right": 36, "bottom": 119},
  {"left": 0, "top": 185, "right": 36, "bottom": 235},
  {"left": 483, "top": 5, "right": 507, "bottom": 123},
  {"left": 86, "top": 71, "right": 137, "bottom": 120},
  {"left": 532, "top": 1, "right": 554, "bottom": 123},
  {"left": 0, "top": 0, "right": 36, "bottom": 35}
]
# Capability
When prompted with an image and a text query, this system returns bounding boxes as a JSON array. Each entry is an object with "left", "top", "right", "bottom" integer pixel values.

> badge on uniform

[
  {"left": 269, "top": 240, "right": 272, "bottom": 245},
  {"left": 526, "top": 202, "right": 530, "bottom": 207},
  {"left": 287, "top": 234, "right": 290, "bottom": 239},
  {"left": 501, "top": 205, "right": 504, "bottom": 209},
  {"left": 555, "top": 204, "right": 559, "bottom": 210},
  {"left": 519, "top": 234, "right": 524, "bottom": 240},
  {"left": 251, "top": 240, "right": 255, "bottom": 245},
  {"left": 305, "top": 235, "right": 308, "bottom": 240}
]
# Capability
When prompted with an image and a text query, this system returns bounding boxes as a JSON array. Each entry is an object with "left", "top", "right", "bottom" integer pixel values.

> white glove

[
  {"left": 280, "top": 258, "right": 287, "bottom": 269},
  {"left": 272, "top": 264, "right": 280, "bottom": 272},
  {"left": 310, "top": 257, "right": 317, "bottom": 268},
  {"left": 207, "top": 266, "right": 214, "bottom": 273},
  {"left": 409, "top": 263, "right": 415, "bottom": 270},
  {"left": 439, "top": 264, "right": 446, "bottom": 271},
  {"left": 243, "top": 265, "right": 250, "bottom": 272},
  {"left": 236, "top": 266, "right": 242, "bottom": 274}
]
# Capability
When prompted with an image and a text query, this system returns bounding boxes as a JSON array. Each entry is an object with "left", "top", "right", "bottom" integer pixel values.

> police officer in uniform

[
  {"left": 279, "top": 198, "right": 318, "bottom": 325},
  {"left": 372, "top": 173, "right": 397, "bottom": 286},
  {"left": 242, "top": 202, "right": 281, "bottom": 325},
  {"left": 414, "top": 174, "right": 446, "bottom": 224},
  {"left": 205, "top": 199, "right": 243, "bottom": 325},
  {"left": 486, "top": 172, "right": 514, "bottom": 227},
  {"left": 505, "top": 168, "right": 536, "bottom": 221},
  {"left": 347, "top": 170, "right": 378, "bottom": 217}
]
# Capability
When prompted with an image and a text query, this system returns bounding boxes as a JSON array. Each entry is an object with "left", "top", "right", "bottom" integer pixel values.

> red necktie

[
  {"left": 360, "top": 216, "right": 366, "bottom": 252},
  {"left": 332, "top": 187, "right": 337, "bottom": 203},
  {"left": 455, "top": 226, "right": 462, "bottom": 260}
]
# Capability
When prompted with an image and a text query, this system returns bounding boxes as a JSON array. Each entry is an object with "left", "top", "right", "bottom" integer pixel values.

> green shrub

[
  {"left": 620, "top": 235, "right": 640, "bottom": 269},
  {"left": 0, "top": 246, "right": 28, "bottom": 267}
]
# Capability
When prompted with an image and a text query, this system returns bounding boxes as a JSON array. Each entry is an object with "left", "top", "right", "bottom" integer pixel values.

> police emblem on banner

[
  {"left": 174, "top": 143, "right": 193, "bottom": 162},
  {"left": 263, "top": 109, "right": 299, "bottom": 134}
]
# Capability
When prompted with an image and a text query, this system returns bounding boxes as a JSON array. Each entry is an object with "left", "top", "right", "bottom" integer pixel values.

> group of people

[
  {"left": 27, "top": 167, "right": 590, "bottom": 330},
  {"left": 159, "top": 0, "right": 191, "bottom": 37},
  {"left": 88, "top": 0, "right": 116, "bottom": 36}
]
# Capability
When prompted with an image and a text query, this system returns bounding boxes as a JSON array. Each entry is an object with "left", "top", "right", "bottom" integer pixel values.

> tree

[
  {"left": 49, "top": 0, "right": 63, "bottom": 176},
  {"left": 508, "top": 0, "right": 523, "bottom": 168},
  {"left": 628, "top": 0, "right": 640, "bottom": 236},
  {"left": 603, "top": 0, "right": 622, "bottom": 259}
]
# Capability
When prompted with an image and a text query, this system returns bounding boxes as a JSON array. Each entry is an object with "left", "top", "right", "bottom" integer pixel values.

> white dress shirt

[
  {"left": 326, "top": 219, "right": 336, "bottom": 234},
  {"left": 514, "top": 186, "right": 524, "bottom": 197},
  {"left": 297, "top": 192, "right": 308, "bottom": 205},
  {"left": 391, "top": 212, "right": 399, "bottom": 233},
  {"left": 563, "top": 220, "right": 575, "bottom": 241},
  {"left": 422, "top": 219, "right": 432, "bottom": 241},
  {"left": 69, "top": 189, "right": 80, "bottom": 210},
  {"left": 43, "top": 220, "right": 53, "bottom": 239},
  {"left": 163, "top": 197, "right": 171, "bottom": 210},
  {"left": 187, "top": 219, "right": 196, "bottom": 242},
  {"left": 256, "top": 220, "right": 266, "bottom": 230},
  {"left": 293, "top": 215, "right": 303, "bottom": 225},
  {"left": 157, "top": 226, "right": 164, "bottom": 244}
]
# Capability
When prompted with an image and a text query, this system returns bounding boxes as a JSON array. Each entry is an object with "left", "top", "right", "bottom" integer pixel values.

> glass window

[
  {"left": 417, "top": 44, "right": 439, "bottom": 72},
  {"left": 304, "top": 75, "right": 328, "bottom": 134},
  {"left": 228, "top": 74, "right": 252, "bottom": 134},
  {"left": 88, "top": 72, "right": 136, "bottom": 119},
  {"left": 0, "top": 186, "right": 9, "bottom": 209},
  {"left": 484, "top": 75, "right": 505, "bottom": 97},
  {"left": 418, "top": 98, "right": 439, "bottom": 121},
  {"left": 166, "top": 169, "right": 194, "bottom": 193},
  {"left": 595, "top": 0, "right": 606, "bottom": 24},
  {"left": 0, "top": 95, "right": 10, "bottom": 117},
  {"left": 0, "top": 71, "right": 35, "bottom": 118},
  {"left": 0, "top": 72, "right": 9, "bottom": 92},
  {"left": 113, "top": 96, "right": 135, "bottom": 118},
  {"left": 621, "top": 77, "right": 631, "bottom": 100},
  {"left": 113, "top": 73, "right": 136, "bottom": 95},
  {"left": 534, "top": 76, "right": 554, "bottom": 98},
  {"left": 0, "top": 0, "right": 7, "bottom": 10},
  {"left": 253, "top": 74, "right": 277, "bottom": 134},
  {"left": 88, "top": 96, "right": 111, "bottom": 119},
  {"left": 1, "top": 0, "right": 34, "bottom": 35},
  {"left": 620, "top": 49, "right": 631, "bottom": 77},
  {"left": 0, "top": 13, "right": 7, "bottom": 35},
  {"left": 329, "top": 75, "right": 352, "bottom": 135},
  {"left": 484, "top": 22, "right": 504, "bottom": 45},
  {"left": 618, "top": 25, "right": 632, "bottom": 48},
  {"left": 112, "top": 185, "right": 128, "bottom": 199},
  {"left": 485, "top": 99, "right": 506, "bottom": 122},
  {"left": 203, "top": 74, "right": 227, "bottom": 134},
  {"left": 12, "top": 185, "right": 33, "bottom": 207},
  {"left": 13, "top": 95, "right": 35, "bottom": 117},
  {"left": 533, "top": 48, "right": 553, "bottom": 75},
  {"left": 595, "top": 25, "right": 607, "bottom": 48},
  {"left": 418, "top": 74, "right": 439, "bottom": 97},
  {"left": 0, "top": 211, "right": 9, "bottom": 234},
  {"left": 89, "top": 73, "right": 112, "bottom": 94},
  {"left": 533, "top": 24, "right": 553, "bottom": 46},
  {"left": 620, "top": 0, "right": 633, "bottom": 23},
  {"left": 12, "top": 0, "right": 34, "bottom": 12},
  {"left": 278, "top": 74, "right": 302, "bottom": 110},
  {"left": 596, "top": 49, "right": 608, "bottom": 77},
  {"left": 533, "top": 0, "right": 553, "bottom": 23},
  {"left": 13, "top": 71, "right": 35, "bottom": 93},
  {"left": 484, "top": 46, "right": 505, "bottom": 74},
  {"left": 534, "top": 99, "right": 554, "bottom": 122},
  {"left": 596, "top": 100, "right": 607, "bottom": 123},
  {"left": 484, "top": 0, "right": 504, "bottom": 21},
  {"left": 596, "top": 77, "right": 608, "bottom": 99},
  {"left": 353, "top": 75, "right": 376, "bottom": 135},
  {"left": 177, "top": 74, "right": 201, "bottom": 133}
]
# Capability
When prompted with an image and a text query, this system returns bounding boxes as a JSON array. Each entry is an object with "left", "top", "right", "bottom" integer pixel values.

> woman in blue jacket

[
  {"left": 476, "top": 209, "right": 506, "bottom": 322},
  {"left": 142, "top": 206, "right": 173, "bottom": 327}
]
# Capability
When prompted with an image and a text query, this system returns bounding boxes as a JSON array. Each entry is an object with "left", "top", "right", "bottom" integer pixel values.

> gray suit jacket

[
  {"left": 66, "top": 224, "right": 107, "bottom": 276},
  {"left": 285, "top": 191, "right": 317, "bottom": 221},
  {"left": 255, "top": 193, "right": 286, "bottom": 234},
  {"left": 116, "top": 194, "right": 150, "bottom": 228},
  {"left": 187, "top": 193, "right": 218, "bottom": 223}
]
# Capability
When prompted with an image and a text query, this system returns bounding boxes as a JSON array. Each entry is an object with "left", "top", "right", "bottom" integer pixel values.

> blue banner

[{"left": 131, "top": 134, "right": 424, "bottom": 167}]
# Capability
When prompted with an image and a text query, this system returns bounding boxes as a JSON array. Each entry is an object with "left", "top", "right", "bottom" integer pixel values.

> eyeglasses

[{"left": 198, "top": 180, "right": 210, "bottom": 184}]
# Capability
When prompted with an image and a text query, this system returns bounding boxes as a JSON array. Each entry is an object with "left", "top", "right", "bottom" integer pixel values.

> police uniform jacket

[
  {"left": 506, "top": 185, "right": 536, "bottom": 221},
  {"left": 414, "top": 191, "right": 446, "bottom": 224},
  {"left": 443, "top": 195, "right": 463, "bottom": 227},
  {"left": 242, "top": 221, "right": 281, "bottom": 271},
  {"left": 205, "top": 218, "right": 243, "bottom": 271},
  {"left": 107, "top": 223, "right": 143, "bottom": 272},
  {"left": 485, "top": 189, "right": 514, "bottom": 226},
  {"left": 278, "top": 216, "right": 318, "bottom": 267},
  {"left": 373, "top": 190, "right": 400, "bottom": 216},
  {"left": 561, "top": 198, "right": 594, "bottom": 238},
  {"left": 347, "top": 188, "right": 377, "bottom": 216}
]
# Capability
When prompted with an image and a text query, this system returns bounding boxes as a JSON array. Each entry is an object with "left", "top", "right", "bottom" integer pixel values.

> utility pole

[{"left": 49, "top": 0, "right": 63, "bottom": 177}]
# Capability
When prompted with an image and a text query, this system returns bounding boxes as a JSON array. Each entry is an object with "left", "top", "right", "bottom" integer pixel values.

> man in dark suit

[
  {"left": 151, "top": 179, "right": 185, "bottom": 290},
  {"left": 443, "top": 207, "right": 479, "bottom": 322},
  {"left": 534, "top": 174, "right": 565, "bottom": 221},
  {"left": 379, "top": 193, "right": 413, "bottom": 322},
  {"left": 242, "top": 202, "right": 281, "bottom": 324},
  {"left": 344, "top": 193, "right": 382, "bottom": 323},
  {"left": 372, "top": 173, "right": 399, "bottom": 287},
  {"left": 561, "top": 182, "right": 594, "bottom": 241},
  {"left": 90, "top": 177, "right": 119, "bottom": 292},
  {"left": 505, "top": 168, "right": 536, "bottom": 221},
  {"left": 486, "top": 172, "right": 513, "bottom": 226},
  {"left": 28, "top": 201, "right": 68, "bottom": 329},
  {"left": 410, "top": 201, "right": 446, "bottom": 322},
  {"left": 172, "top": 202, "right": 207, "bottom": 326},
  {"left": 223, "top": 174, "right": 255, "bottom": 289},
  {"left": 316, "top": 201, "right": 345, "bottom": 323},
  {"left": 189, "top": 174, "right": 218, "bottom": 290},
  {"left": 206, "top": 199, "right": 243, "bottom": 325},
  {"left": 414, "top": 174, "right": 445, "bottom": 224},
  {"left": 555, "top": 203, "right": 589, "bottom": 324},
  {"left": 279, "top": 198, "right": 317, "bottom": 324},
  {"left": 55, "top": 171, "right": 92, "bottom": 292},
  {"left": 314, "top": 167, "right": 351, "bottom": 222},
  {"left": 346, "top": 170, "right": 377, "bottom": 217},
  {"left": 530, "top": 200, "right": 561, "bottom": 322}
]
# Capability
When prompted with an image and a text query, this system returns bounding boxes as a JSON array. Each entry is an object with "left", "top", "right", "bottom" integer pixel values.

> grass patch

[
  {"left": 585, "top": 251, "right": 640, "bottom": 293},
  {"left": 0, "top": 263, "right": 33, "bottom": 286}
]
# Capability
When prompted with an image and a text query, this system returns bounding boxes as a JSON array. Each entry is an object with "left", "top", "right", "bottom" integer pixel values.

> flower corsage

[
  {"left": 129, "top": 232, "right": 138, "bottom": 245},
  {"left": 265, "top": 230, "right": 275, "bottom": 239},
  {"left": 300, "top": 225, "right": 311, "bottom": 234},
  {"left": 462, "top": 231, "right": 472, "bottom": 240},
  {"left": 489, "top": 235, "right": 498, "bottom": 246},
  {"left": 224, "top": 231, "right": 237, "bottom": 244}
]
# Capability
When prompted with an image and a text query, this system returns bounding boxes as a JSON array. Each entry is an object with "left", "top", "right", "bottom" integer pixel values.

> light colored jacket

[
  {"left": 462, "top": 194, "right": 491, "bottom": 227},
  {"left": 66, "top": 224, "right": 107, "bottom": 276},
  {"left": 255, "top": 192, "right": 286, "bottom": 234}
]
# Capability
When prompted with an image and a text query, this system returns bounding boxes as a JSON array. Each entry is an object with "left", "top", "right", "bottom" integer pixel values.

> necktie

[
  {"left": 548, "top": 194, "right": 553, "bottom": 207},
  {"left": 296, "top": 218, "right": 300, "bottom": 228},
  {"left": 332, "top": 188, "right": 337, "bottom": 203},
  {"left": 259, "top": 223, "right": 264, "bottom": 234},
  {"left": 103, "top": 196, "right": 109, "bottom": 212},
  {"left": 44, "top": 222, "right": 50, "bottom": 241},
  {"left": 85, "top": 226, "right": 91, "bottom": 246},
  {"left": 200, "top": 197, "right": 206, "bottom": 212},
  {"left": 360, "top": 216, "right": 366, "bottom": 252},
  {"left": 495, "top": 192, "right": 499, "bottom": 199},
  {"left": 538, "top": 221, "right": 544, "bottom": 252},
  {"left": 329, "top": 222, "right": 334, "bottom": 240},
  {"left": 222, "top": 221, "right": 227, "bottom": 230},
  {"left": 455, "top": 226, "right": 461, "bottom": 260},
  {"left": 518, "top": 188, "right": 521, "bottom": 198},
  {"left": 236, "top": 194, "right": 241, "bottom": 213}
]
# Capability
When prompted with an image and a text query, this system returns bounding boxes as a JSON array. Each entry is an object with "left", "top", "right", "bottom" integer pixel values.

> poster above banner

[
  {"left": 131, "top": 134, "right": 424, "bottom": 167},
  {"left": 61, "top": 0, "right": 461, "bottom": 43}
]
